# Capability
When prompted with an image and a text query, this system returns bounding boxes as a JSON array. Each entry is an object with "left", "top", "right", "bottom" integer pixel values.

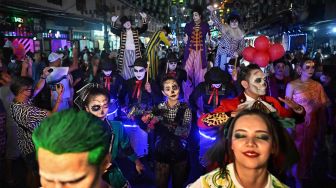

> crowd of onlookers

[{"left": 0, "top": 41, "right": 335, "bottom": 188}]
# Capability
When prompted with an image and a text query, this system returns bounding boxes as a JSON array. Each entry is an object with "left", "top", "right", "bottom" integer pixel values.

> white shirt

[
  {"left": 236, "top": 93, "right": 277, "bottom": 113},
  {"left": 125, "top": 30, "right": 135, "bottom": 50}
]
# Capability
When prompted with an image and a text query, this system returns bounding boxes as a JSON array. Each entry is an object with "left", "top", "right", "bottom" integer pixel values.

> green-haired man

[{"left": 32, "top": 109, "right": 113, "bottom": 188}]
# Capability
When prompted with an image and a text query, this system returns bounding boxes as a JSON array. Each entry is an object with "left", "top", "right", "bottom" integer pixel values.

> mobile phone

[{"left": 56, "top": 83, "right": 60, "bottom": 89}]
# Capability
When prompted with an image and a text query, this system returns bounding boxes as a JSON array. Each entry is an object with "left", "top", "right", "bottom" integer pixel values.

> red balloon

[
  {"left": 254, "top": 35, "right": 270, "bottom": 51},
  {"left": 253, "top": 51, "right": 270, "bottom": 67},
  {"left": 268, "top": 43, "right": 285, "bottom": 61},
  {"left": 242, "top": 46, "right": 256, "bottom": 62}
]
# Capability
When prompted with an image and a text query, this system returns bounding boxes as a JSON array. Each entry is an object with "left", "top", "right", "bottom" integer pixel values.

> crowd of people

[{"left": 0, "top": 5, "right": 335, "bottom": 188}]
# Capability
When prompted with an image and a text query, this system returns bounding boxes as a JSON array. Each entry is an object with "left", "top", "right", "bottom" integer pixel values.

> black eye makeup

[
  {"left": 90, "top": 104, "right": 107, "bottom": 112},
  {"left": 172, "top": 85, "right": 178, "bottom": 90},
  {"left": 256, "top": 134, "right": 270, "bottom": 141},
  {"left": 234, "top": 132, "right": 246, "bottom": 139}
]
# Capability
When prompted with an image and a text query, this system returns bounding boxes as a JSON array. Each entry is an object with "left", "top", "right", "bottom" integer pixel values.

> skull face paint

[
  {"left": 102, "top": 70, "right": 112, "bottom": 76},
  {"left": 162, "top": 79, "right": 180, "bottom": 101},
  {"left": 133, "top": 66, "right": 146, "bottom": 80},
  {"left": 248, "top": 69, "right": 267, "bottom": 96},
  {"left": 168, "top": 61, "right": 177, "bottom": 71},
  {"left": 227, "top": 65, "right": 235, "bottom": 75},
  {"left": 211, "top": 83, "right": 221, "bottom": 88}
]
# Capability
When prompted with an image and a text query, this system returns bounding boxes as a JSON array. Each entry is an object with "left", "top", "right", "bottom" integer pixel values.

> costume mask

[
  {"left": 102, "top": 70, "right": 112, "bottom": 76},
  {"left": 168, "top": 61, "right": 177, "bottom": 71},
  {"left": 248, "top": 69, "right": 267, "bottom": 96},
  {"left": 162, "top": 79, "right": 180, "bottom": 101},
  {"left": 133, "top": 66, "right": 146, "bottom": 80},
  {"left": 211, "top": 83, "right": 221, "bottom": 88}
]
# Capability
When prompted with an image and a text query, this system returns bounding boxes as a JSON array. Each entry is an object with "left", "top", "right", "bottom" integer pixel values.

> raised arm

[
  {"left": 110, "top": 16, "right": 121, "bottom": 36},
  {"left": 137, "top": 12, "right": 148, "bottom": 34}
]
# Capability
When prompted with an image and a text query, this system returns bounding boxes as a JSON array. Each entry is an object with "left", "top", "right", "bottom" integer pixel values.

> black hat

[
  {"left": 204, "top": 67, "right": 228, "bottom": 84},
  {"left": 167, "top": 53, "right": 178, "bottom": 62},
  {"left": 228, "top": 56, "right": 242, "bottom": 66},
  {"left": 227, "top": 12, "right": 241, "bottom": 23},
  {"left": 100, "top": 58, "right": 117, "bottom": 71},
  {"left": 272, "top": 57, "right": 286, "bottom": 66},
  {"left": 162, "top": 25, "right": 171, "bottom": 35},
  {"left": 130, "top": 58, "right": 148, "bottom": 68},
  {"left": 120, "top": 16, "right": 131, "bottom": 26},
  {"left": 192, "top": 5, "right": 203, "bottom": 17}
]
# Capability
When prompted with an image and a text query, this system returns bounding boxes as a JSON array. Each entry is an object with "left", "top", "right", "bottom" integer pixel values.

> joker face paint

[
  {"left": 162, "top": 79, "right": 180, "bottom": 101},
  {"left": 247, "top": 69, "right": 267, "bottom": 96},
  {"left": 133, "top": 66, "right": 146, "bottom": 80},
  {"left": 168, "top": 61, "right": 177, "bottom": 71}
]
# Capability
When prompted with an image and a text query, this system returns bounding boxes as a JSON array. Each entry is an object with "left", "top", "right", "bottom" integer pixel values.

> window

[{"left": 47, "top": 0, "right": 62, "bottom": 6}]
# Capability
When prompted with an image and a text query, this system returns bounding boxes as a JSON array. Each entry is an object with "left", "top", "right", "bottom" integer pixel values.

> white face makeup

[
  {"left": 162, "top": 79, "right": 180, "bottom": 101},
  {"left": 133, "top": 66, "right": 146, "bottom": 80},
  {"left": 10, "top": 60, "right": 16, "bottom": 63},
  {"left": 248, "top": 69, "right": 267, "bottom": 96},
  {"left": 229, "top": 19, "right": 239, "bottom": 29},
  {"left": 102, "top": 70, "right": 112, "bottom": 76},
  {"left": 211, "top": 83, "right": 221, "bottom": 88},
  {"left": 168, "top": 61, "right": 177, "bottom": 71},
  {"left": 193, "top": 12, "right": 201, "bottom": 23},
  {"left": 123, "top": 21, "right": 132, "bottom": 29}
]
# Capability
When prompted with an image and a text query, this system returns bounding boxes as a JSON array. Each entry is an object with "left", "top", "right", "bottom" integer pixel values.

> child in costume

[{"left": 142, "top": 76, "right": 192, "bottom": 188}]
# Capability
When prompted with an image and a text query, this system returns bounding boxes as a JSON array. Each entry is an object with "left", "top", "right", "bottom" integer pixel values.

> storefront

[{"left": 42, "top": 30, "right": 70, "bottom": 53}]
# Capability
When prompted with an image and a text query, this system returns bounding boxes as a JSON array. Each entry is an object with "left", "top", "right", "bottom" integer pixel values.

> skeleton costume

[{"left": 110, "top": 15, "right": 148, "bottom": 80}]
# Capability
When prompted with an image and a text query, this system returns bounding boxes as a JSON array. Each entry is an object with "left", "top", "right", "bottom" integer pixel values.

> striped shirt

[
  {"left": 212, "top": 15, "right": 245, "bottom": 57},
  {"left": 10, "top": 100, "right": 48, "bottom": 156}
]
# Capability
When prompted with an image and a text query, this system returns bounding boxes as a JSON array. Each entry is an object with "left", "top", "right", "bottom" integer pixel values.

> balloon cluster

[{"left": 242, "top": 35, "right": 285, "bottom": 67}]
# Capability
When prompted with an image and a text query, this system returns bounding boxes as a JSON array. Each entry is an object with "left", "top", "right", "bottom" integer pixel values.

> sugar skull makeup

[
  {"left": 133, "top": 66, "right": 146, "bottom": 80},
  {"left": 85, "top": 95, "right": 109, "bottom": 120},
  {"left": 162, "top": 79, "right": 180, "bottom": 101},
  {"left": 168, "top": 61, "right": 177, "bottom": 71},
  {"left": 248, "top": 69, "right": 267, "bottom": 96}
]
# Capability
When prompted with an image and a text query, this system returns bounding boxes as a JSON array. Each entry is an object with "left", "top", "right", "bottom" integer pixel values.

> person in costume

[
  {"left": 285, "top": 58, "right": 330, "bottom": 185},
  {"left": 146, "top": 25, "right": 171, "bottom": 80},
  {"left": 157, "top": 53, "right": 187, "bottom": 99},
  {"left": 32, "top": 109, "right": 112, "bottom": 188},
  {"left": 225, "top": 57, "right": 242, "bottom": 95},
  {"left": 75, "top": 84, "right": 144, "bottom": 188},
  {"left": 111, "top": 13, "right": 148, "bottom": 80},
  {"left": 182, "top": 5, "right": 210, "bottom": 101},
  {"left": 207, "top": 5, "right": 244, "bottom": 71},
  {"left": 188, "top": 109, "right": 294, "bottom": 188},
  {"left": 119, "top": 57, "right": 161, "bottom": 120},
  {"left": 93, "top": 58, "right": 124, "bottom": 120},
  {"left": 267, "top": 58, "right": 292, "bottom": 105},
  {"left": 142, "top": 76, "right": 192, "bottom": 188}
]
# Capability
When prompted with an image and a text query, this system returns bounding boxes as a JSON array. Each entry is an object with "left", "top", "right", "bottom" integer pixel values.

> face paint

[
  {"left": 229, "top": 19, "right": 239, "bottom": 29},
  {"left": 193, "top": 12, "right": 201, "bottom": 23},
  {"left": 162, "top": 80, "right": 180, "bottom": 101},
  {"left": 86, "top": 95, "right": 109, "bottom": 120},
  {"left": 301, "top": 60, "right": 315, "bottom": 78},
  {"left": 83, "top": 53, "right": 89, "bottom": 64},
  {"left": 248, "top": 70, "right": 267, "bottom": 96},
  {"left": 123, "top": 21, "right": 131, "bottom": 29},
  {"left": 102, "top": 70, "right": 112, "bottom": 76},
  {"left": 133, "top": 66, "right": 146, "bottom": 80},
  {"left": 211, "top": 83, "right": 221, "bottom": 88},
  {"left": 168, "top": 61, "right": 177, "bottom": 71}
]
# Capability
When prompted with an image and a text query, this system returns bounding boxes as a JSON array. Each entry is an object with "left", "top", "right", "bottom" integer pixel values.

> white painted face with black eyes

[
  {"left": 248, "top": 69, "right": 267, "bottom": 96},
  {"left": 211, "top": 84, "right": 221, "bottom": 88},
  {"left": 133, "top": 66, "right": 146, "bottom": 80},
  {"left": 162, "top": 79, "right": 180, "bottom": 101},
  {"left": 102, "top": 70, "right": 112, "bottom": 76},
  {"left": 168, "top": 61, "right": 177, "bottom": 71}
]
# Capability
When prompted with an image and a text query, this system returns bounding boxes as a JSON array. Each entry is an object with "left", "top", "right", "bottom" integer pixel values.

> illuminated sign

[{"left": 12, "top": 17, "right": 24, "bottom": 23}]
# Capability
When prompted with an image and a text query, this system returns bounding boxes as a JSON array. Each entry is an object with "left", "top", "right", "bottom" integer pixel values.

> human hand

[
  {"left": 278, "top": 97, "right": 303, "bottom": 113},
  {"left": 22, "top": 56, "right": 32, "bottom": 68},
  {"left": 135, "top": 159, "right": 145, "bottom": 174},
  {"left": 42, "top": 67, "right": 52, "bottom": 78},
  {"left": 145, "top": 82, "right": 151, "bottom": 93},
  {"left": 55, "top": 83, "right": 64, "bottom": 96},
  {"left": 141, "top": 113, "right": 151, "bottom": 123},
  {"left": 207, "top": 5, "right": 214, "bottom": 12},
  {"left": 183, "top": 34, "right": 188, "bottom": 43},
  {"left": 111, "top": 16, "right": 119, "bottom": 23},
  {"left": 232, "top": 69, "right": 237, "bottom": 81},
  {"left": 139, "top": 12, "right": 147, "bottom": 19},
  {"left": 233, "top": 52, "right": 239, "bottom": 58}
]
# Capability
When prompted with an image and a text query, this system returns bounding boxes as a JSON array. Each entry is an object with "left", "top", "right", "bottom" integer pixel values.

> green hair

[{"left": 32, "top": 109, "right": 110, "bottom": 165}]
